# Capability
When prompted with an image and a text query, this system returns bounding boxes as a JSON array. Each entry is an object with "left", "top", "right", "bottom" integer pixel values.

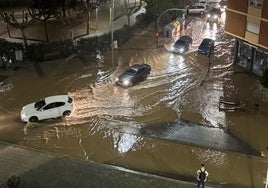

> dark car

[
  {"left": 220, "top": 0, "right": 227, "bottom": 9},
  {"left": 198, "top": 38, "right": 215, "bottom": 55},
  {"left": 206, "top": 7, "right": 222, "bottom": 24},
  {"left": 116, "top": 64, "right": 151, "bottom": 87},
  {"left": 171, "top": 35, "right": 193, "bottom": 54}
]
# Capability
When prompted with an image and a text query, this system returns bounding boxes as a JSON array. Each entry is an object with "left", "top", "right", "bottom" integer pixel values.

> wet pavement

[
  {"left": 0, "top": 141, "right": 215, "bottom": 188},
  {"left": 140, "top": 119, "right": 260, "bottom": 156}
]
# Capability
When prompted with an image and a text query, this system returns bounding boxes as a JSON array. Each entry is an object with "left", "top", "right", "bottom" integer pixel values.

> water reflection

[
  {"left": 114, "top": 132, "right": 141, "bottom": 154},
  {"left": 193, "top": 148, "right": 227, "bottom": 166}
]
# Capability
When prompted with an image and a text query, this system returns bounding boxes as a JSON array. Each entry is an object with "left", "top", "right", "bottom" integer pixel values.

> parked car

[
  {"left": 206, "top": 7, "right": 222, "bottom": 24},
  {"left": 187, "top": 3, "right": 207, "bottom": 16},
  {"left": 171, "top": 35, "right": 193, "bottom": 54},
  {"left": 198, "top": 38, "right": 215, "bottom": 55},
  {"left": 116, "top": 64, "right": 151, "bottom": 87},
  {"left": 20, "top": 95, "right": 75, "bottom": 122}
]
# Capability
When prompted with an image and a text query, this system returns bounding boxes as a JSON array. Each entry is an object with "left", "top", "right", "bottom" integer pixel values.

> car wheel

[
  {"left": 29, "top": 116, "right": 38, "bottom": 122},
  {"left": 63, "top": 110, "right": 71, "bottom": 116}
]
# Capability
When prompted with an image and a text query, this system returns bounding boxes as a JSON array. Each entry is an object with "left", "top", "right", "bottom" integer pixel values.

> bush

[
  {"left": 7, "top": 175, "right": 20, "bottom": 188},
  {"left": 27, "top": 40, "right": 74, "bottom": 61}
]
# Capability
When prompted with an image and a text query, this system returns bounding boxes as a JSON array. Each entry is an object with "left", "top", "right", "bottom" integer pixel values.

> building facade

[{"left": 225, "top": 0, "right": 268, "bottom": 76}]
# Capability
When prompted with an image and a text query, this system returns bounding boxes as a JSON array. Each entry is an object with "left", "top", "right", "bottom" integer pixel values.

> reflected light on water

[
  {"left": 167, "top": 54, "right": 185, "bottom": 71},
  {"left": 201, "top": 82, "right": 226, "bottom": 128},
  {"left": 193, "top": 148, "right": 227, "bottom": 167},
  {"left": 113, "top": 132, "right": 141, "bottom": 154}
]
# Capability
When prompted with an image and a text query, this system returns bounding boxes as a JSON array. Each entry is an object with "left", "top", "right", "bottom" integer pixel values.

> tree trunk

[
  {"left": 44, "top": 21, "right": 49, "bottom": 42},
  {"left": 86, "top": 1, "right": 90, "bottom": 35},
  {"left": 127, "top": 14, "right": 130, "bottom": 26},
  {"left": 21, "top": 29, "right": 29, "bottom": 53}
]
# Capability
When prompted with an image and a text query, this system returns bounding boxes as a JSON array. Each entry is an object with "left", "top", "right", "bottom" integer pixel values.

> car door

[
  {"left": 39, "top": 102, "right": 59, "bottom": 120},
  {"left": 54, "top": 102, "right": 66, "bottom": 116},
  {"left": 140, "top": 67, "right": 148, "bottom": 81}
]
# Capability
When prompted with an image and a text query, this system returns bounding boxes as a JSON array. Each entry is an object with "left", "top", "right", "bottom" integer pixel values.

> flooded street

[{"left": 1, "top": 12, "right": 268, "bottom": 188}]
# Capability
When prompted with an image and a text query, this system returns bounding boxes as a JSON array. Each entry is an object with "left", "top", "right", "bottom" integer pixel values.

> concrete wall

[
  {"left": 225, "top": 10, "right": 246, "bottom": 38},
  {"left": 227, "top": 0, "right": 248, "bottom": 13}
]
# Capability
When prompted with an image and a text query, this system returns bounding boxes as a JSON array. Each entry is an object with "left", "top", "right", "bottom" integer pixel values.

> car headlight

[
  {"left": 179, "top": 48, "right": 184, "bottom": 53},
  {"left": 123, "top": 80, "right": 130, "bottom": 86},
  {"left": 21, "top": 113, "right": 27, "bottom": 119}
]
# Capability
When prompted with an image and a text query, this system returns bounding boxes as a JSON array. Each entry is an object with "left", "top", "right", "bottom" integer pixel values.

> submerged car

[
  {"left": 206, "top": 7, "right": 222, "bottom": 24},
  {"left": 198, "top": 38, "right": 215, "bottom": 55},
  {"left": 171, "top": 35, "right": 193, "bottom": 54},
  {"left": 20, "top": 95, "right": 75, "bottom": 122},
  {"left": 116, "top": 64, "right": 151, "bottom": 87}
]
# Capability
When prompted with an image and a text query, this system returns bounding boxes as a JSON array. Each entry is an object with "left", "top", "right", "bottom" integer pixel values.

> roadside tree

[
  {"left": 0, "top": 10, "right": 35, "bottom": 53},
  {"left": 28, "top": 0, "right": 58, "bottom": 42}
]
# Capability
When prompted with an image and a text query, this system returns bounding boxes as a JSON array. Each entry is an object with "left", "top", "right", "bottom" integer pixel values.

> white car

[
  {"left": 187, "top": 3, "right": 207, "bottom": 16},
  {"left": 20, "top": 95, "right": 75, "bottom": 123}
]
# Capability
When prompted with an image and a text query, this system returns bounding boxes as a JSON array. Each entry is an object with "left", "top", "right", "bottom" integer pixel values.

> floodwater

[{"left": 0, "top": 12, "right": 268, "bottom": 187}]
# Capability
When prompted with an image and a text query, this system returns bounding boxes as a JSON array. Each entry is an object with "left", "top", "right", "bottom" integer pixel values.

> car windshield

[
  {"left": 210, "top": 8, "right": 221, "bottom": 14},
  {"left": 126, "top": 68, "right": 137, "bottom": 74},
  {"left": 34, "top": 99, "right": 46, "bottom": 110},
  {"left": 176, "top": 40, "right": 187, "bottom": 45}
]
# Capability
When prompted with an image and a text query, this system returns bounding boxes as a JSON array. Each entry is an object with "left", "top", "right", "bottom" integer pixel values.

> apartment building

[{"left": 225, "top": 0, "right": 268, "bottom": 76}]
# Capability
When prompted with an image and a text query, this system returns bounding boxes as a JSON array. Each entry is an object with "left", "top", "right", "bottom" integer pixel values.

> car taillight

[{"left": 71, "top": 103, "right": 75, "bottom": 108}]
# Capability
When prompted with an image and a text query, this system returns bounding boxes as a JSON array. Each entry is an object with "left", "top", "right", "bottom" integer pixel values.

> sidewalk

[{"left": 0, "top": 141, "right": 211, "bottom": 188}]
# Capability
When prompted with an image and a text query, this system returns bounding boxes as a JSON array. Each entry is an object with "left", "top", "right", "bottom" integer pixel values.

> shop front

[{"left": 234, "top": 39, "right": 268, "bottom": 76}]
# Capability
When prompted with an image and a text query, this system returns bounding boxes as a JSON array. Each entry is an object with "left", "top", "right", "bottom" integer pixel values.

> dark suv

[{"left": 206, "top": 7, "right": 222, "bottom": 24}]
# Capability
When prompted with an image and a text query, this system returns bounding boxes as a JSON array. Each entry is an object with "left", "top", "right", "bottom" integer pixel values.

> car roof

[
  {"left": 44, "top": 95, "right": 69, "bottom": 103},
  {"left": 209, "top": 7, "right": 221, "bottom": 12},
  {"left": 190, "top": 3, "right": 206, "bottom": 7},
  {"left": 202, "top": 38, "right": 214, "bottom": 43},
  {"left": 178, "top": 35, "right": 192, "bottom": 42},
  {"left": 129, "top": 64, "right": 149, "bottom": 70}
]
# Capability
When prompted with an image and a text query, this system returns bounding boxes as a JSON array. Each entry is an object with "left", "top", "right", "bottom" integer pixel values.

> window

[
  {"left": 248, "top": 0, "right": 263, "bottom": 8},
  {"left": 34, "top": 99, "right": 46, "bottom": 110},
  {"left": 43, "top": 103, "right": 56, "bottom": 110},
  {"left": 246, "top": 19, "right": 260, "bottom": 34},
  {"left": 253, "top": 50, "right": 268, "bottom": 75},
  {"left": 54, "top": 102, "right": 65, "bottom": 108}
]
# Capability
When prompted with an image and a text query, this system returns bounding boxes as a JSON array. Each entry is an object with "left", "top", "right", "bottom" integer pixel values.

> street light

[
  {"left": 207, "top": 45, "right": 211, "bottom": 73},
  {"left": 110, "top": 0, "right": 115, "bottom": 66}
]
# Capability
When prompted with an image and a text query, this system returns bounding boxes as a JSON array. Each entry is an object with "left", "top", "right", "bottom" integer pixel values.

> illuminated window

[
  {"left": 248, "top": 0, "right": 263, "bottom": 8},
  {"left": 246, "top": 19, "right": 260, "bottom": 34}
]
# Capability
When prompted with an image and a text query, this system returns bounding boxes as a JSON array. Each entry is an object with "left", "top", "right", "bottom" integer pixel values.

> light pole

[
  {"left": 96, "top": 7, "right": 98, "bottom": 31},
  {"left": 110, "top": 0, "right": 115, "bottom": 66},
  {"left": 207, "top": 46, "right": 211, "bottom": 73}
]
